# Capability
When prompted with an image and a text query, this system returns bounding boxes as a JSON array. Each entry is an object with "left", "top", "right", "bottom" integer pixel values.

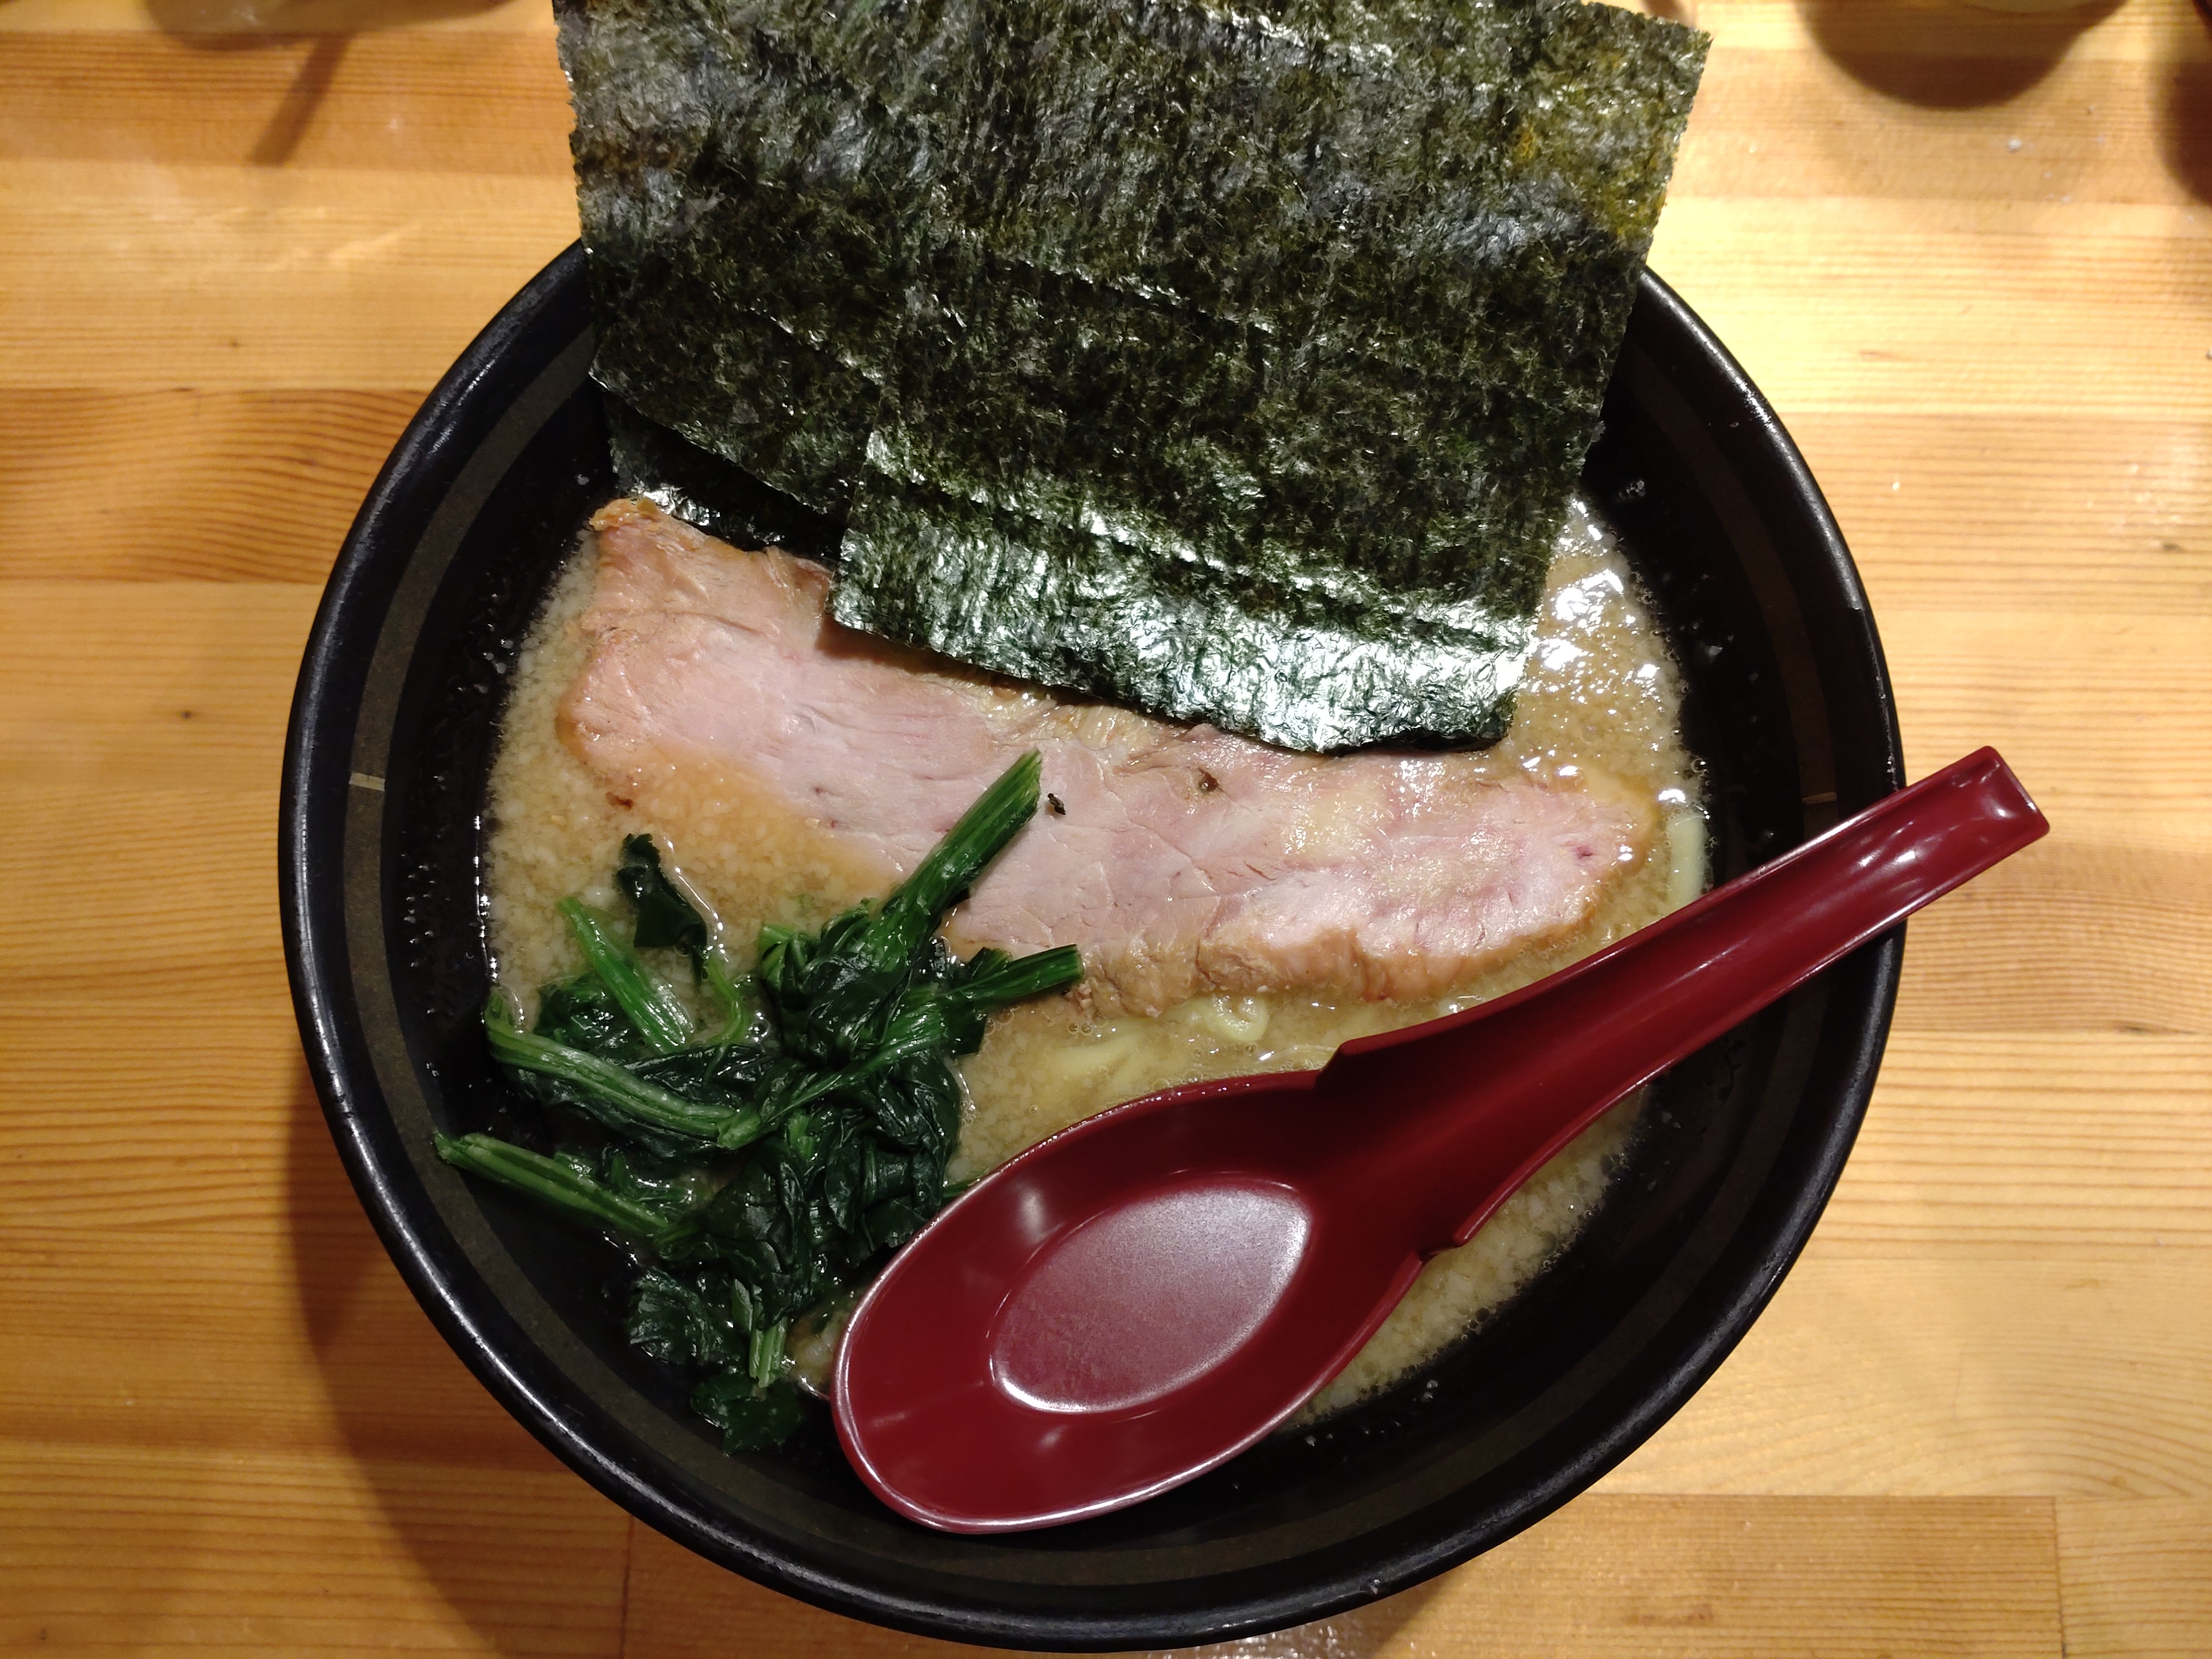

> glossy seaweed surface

[{"left": 563, "top": 0, "right": 1707, "bottom": 749}]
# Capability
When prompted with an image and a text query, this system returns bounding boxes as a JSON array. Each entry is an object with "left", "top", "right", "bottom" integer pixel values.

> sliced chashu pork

[{"left": 561, "top": 499, "right": 1657, "bottom": 1015}]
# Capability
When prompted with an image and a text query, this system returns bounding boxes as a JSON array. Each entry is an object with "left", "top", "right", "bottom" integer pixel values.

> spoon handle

[{"left": 1324, "top": 749, "right": 2048, "bottom": 1254}]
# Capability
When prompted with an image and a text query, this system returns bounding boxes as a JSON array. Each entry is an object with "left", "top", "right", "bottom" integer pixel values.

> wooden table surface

[{"left": 3, "top": 0, "right": 2209, "bottom": 1653}]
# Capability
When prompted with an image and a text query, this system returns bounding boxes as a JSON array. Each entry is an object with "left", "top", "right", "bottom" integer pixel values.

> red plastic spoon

[{"left": 833, "top": 749, "right": 2047, "bottom": 1532}]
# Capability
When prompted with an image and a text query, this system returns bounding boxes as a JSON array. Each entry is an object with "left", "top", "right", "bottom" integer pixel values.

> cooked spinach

[
  {"left": 554, "top": 895, "right": 693, "bottom": 1054},
  {"left": 614, "top": 832, "right": 754, "bottom": 1042},
  {"left": 432, "top": 1130, "right": 696, "bottom": 1246},
  {"left": 437, "top": 752, "right": 1081, "bottom": 1451},
  {"left": 616, "top": 834, "right": 708, "bottom": 955}
]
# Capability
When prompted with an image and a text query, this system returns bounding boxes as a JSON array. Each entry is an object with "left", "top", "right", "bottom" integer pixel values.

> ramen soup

[{"left": 484, "top": 497, "right": 1704, "bottom": 1419}]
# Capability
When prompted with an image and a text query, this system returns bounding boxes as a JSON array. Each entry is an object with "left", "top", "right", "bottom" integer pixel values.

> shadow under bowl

[{"left": 281, "top": 243, "right": 1902, "bottom": 1652}]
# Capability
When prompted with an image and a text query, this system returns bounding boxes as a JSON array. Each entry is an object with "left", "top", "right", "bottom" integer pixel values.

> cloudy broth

[{"left": 483, "top": 497, "right": 1703, "bottom": 1416}]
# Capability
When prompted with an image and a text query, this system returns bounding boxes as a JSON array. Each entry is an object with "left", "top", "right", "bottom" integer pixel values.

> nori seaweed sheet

[
  {"left": 845, "top": 467, "right": 1533, "bottom": 752},
  {"left": 604, "top": 393, "right": 843, "bottom": 562},
  {"left": 561, "top": 0, "right": 1705, "bottom": 749},
  {"left": 563, "top": 0, "right": 924, "bottom": 510}
]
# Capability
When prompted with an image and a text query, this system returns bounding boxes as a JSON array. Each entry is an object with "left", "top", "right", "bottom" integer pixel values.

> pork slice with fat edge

[{"left": 560, "top": 499, "right": 1658, "bottom": 1015}]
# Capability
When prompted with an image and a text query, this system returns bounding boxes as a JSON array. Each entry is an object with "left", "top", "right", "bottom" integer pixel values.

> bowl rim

[{"left": 281, "top": 242, "right": 1903, "bottom": 1650}]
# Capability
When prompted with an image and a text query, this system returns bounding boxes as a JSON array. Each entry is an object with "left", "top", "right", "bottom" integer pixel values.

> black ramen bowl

[{"left": 281, "top": 244, "right": 1902, "bottom": 1651}]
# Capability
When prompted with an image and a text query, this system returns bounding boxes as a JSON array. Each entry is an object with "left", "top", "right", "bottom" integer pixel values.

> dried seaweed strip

[
  {"left": 750, "top": 0, "right": 1478, "bottom": 360},
  {"left": 792, "top": 0, "right": 1686, "bottom": 550},
  {"left": 570, "top": 0, "right": 1697, "bottom": 440},
  {"left": 564, "top": 0, "right": 1705, "bottom": 747},
  {"left": 562, "top": 0, "right": 950, "bottom": 507},
  {"left": 837, "top": 473, "right": 1531, "bottom": 753},
  {"left": 1517, "top": 1, "right": 1708, "bottom": 253},
  {"left": 650, "top": 0, "right": 1536, "bottom": 414},
  {"left": 821, "top": 5, "right": 1695, "bottom": 744},
  {"left": 604, "top": 394, "right": 844, "bottom": 561},
  {"left": 868, "top": 251, "right": 1566, "bottom": 608},
  {"left": 755, "top": 0, "right": 1694, "bottom": 378},
  {"left": 793, "top": 14, "right": 1601, "bottom": 607}
]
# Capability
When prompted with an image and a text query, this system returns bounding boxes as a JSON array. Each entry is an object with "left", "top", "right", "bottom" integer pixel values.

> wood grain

[
  {"left": 1676, "top": 49, "right": 2208, "bottom": 206},
  {"left": 0, "top": 32, "right": 570, "bottom": 174},
  {"left": 1828, "top": 1033, "right": 2212, "bottom": 1250},
  {"left": 2058, "top": 1500, "right": 2212, "bottom": 1657},
  {"left": 0, "top": 0, "right": 555, "bottom": 32},
  {"left": 1598, "top": 1251, "right": 2212, "bottom": 1498},
  {"left": 0, "top": 1443, "right": 632, "bottom": 1655},
  {"left": 0, "top": 160, "right": 575, "bottom": 391},
  {"left": 1, "top": 0, "right": 2208, "bottom": 1653},
  {"left": 0, "top": 583, "right": 315, "bottom": 786},
  {"left": 1880, "top": 611, "right": 2210, "bottom": 842},
  {"left": 1789, "top": 413, "right": 2212, "bottom": 617},
  {"left": 1886, "top": 847, "right": 2212, "bottom": 1033},
  {"left": 624, "top": 1496, "right": 2064, "bottom": 1658},
  {"left": 0, "top": 390, "right": 418, "bottom": 582}
]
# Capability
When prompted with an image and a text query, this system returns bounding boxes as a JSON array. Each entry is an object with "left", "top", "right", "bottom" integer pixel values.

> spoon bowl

[
  {"left": 836, "top": 749, "right": 2048, "bottom": 1532},
  {"left": 837, "top": 1069, "right": 1407, "bottom": 1529}
]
